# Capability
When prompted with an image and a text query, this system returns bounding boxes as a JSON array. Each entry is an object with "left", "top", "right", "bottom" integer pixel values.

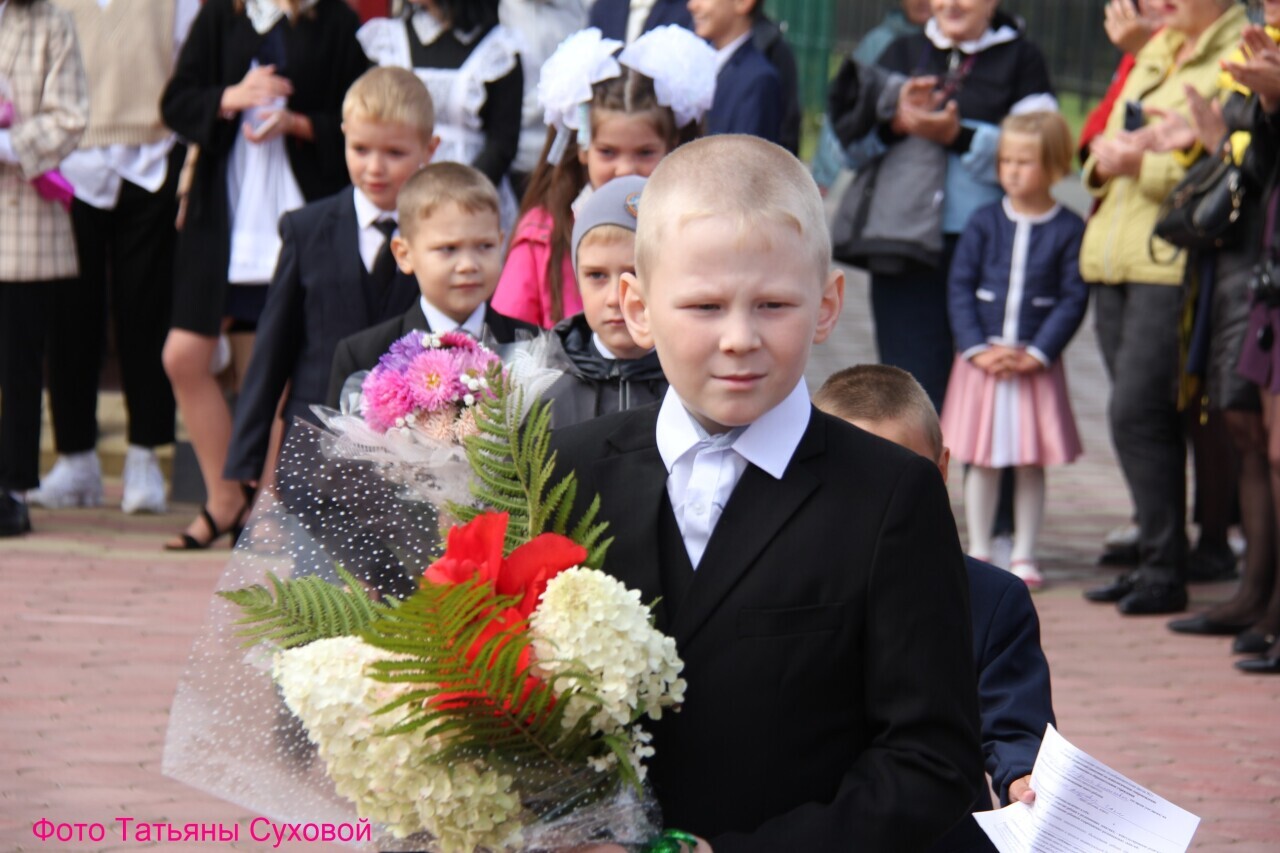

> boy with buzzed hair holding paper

[{"left": 552, "top": 135, "right": 984, "bottom": 851}]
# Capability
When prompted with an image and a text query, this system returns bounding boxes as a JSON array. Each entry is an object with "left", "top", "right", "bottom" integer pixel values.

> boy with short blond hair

[
  {"left": 225, "top": 67, "right": 440, "bottom": 485},
  {"left": 326, "top": 163, "right": 537, "bottom": 404},
  {"left": 550, "top": 135, "right": 983, "bottom": 850},
  {"left": 816, "top": 364, "right": 1055, "bottom": 849}
]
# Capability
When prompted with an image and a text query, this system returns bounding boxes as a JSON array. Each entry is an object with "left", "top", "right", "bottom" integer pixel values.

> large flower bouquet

[{"left": 206, "top": 370, "right": 686, "bottom": 851}]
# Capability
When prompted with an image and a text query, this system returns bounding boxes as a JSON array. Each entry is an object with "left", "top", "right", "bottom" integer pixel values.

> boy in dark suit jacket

[
  {"left": 551, "top": 136, "right": 983, "bottom": 851},
  {"left": 327, "top": 162, "right": 538, "bottom": 408},
  {"left": 689, "top": 0, "right": 781, "bottom": 143},
  {"left": 815, "top": 364, "right": 1056, "bottom": 852},
  {"left": 224, "top": 67, "right": 440, "bottom": 484}
]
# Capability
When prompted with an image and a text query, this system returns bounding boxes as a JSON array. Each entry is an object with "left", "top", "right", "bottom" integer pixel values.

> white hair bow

[{"left": 618, "top": 25, "right": 718, "bottom": 128}]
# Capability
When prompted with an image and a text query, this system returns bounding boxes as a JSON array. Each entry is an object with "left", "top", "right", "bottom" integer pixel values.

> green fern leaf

[
  {"left": 446, "top": 376, "right": 612, "bottom": 564},
  {"left": 216, "top": 565, "right": 391, "bottom": 649},
  {"left": 361, "top": 578, "right": 605, "bottom": 768}
]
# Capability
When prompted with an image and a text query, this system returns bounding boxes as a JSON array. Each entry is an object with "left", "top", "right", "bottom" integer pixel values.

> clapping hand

[
  {"left": 1090, "top": 132, "right": 1146, "bottom": 181},
  {"left": 891, "top": 76, "right": 961, "bottom": 146},
  {"left": 1104, "top": 0, "right": 1157, "bottom": 56},
  {"left": 1221, "top": 26, "right": 1280, "bottom": 112}
]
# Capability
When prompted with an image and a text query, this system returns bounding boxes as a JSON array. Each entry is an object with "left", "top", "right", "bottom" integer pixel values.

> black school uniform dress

[{"left": 160, "top": 0, "right": 368, "bottom": 337}]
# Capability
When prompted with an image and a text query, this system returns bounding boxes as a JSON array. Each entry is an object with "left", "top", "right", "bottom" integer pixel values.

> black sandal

[
  {"left": 232, "top": 484, "right": 258, "bottom": 543},
  {"left": 164, "top": 505, "right": 236, "bottom": 551}
]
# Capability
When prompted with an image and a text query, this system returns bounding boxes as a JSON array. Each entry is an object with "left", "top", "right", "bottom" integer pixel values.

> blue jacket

[
  {"left": 706, "top": 37, "right": 781, "bottom": 143},
  {"left": 587, "top": 0, "right": 691, "bottom": 41},
  {"left": 965, "top": 556, "right": 1054, "bottom": 805},
  {"left": 948, "top": 200, "right": 1088, "bottom": 366}
]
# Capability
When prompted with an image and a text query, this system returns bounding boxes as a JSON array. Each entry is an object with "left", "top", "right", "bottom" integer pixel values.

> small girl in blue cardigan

[{"left": 940, "top": 111, "right": 1088, "bottom": 589}]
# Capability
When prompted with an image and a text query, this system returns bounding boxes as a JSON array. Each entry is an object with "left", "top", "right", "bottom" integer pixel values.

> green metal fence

[{"left": 765, "top": 0, "right": 835, "bottom": 117}]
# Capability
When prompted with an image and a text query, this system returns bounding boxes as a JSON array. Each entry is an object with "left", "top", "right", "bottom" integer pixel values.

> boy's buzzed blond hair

[
  {"left": 397, "top": 162, "right": 500, "bottom": 239},
  {"left": 814, "top": 364, "right": 944, "bottom": 462},
  {"left": 342, "top": 66, "right": 436, "bottom": 145},
  {"left": 634, "top": 134, "right": 830, "bottom": 285}
]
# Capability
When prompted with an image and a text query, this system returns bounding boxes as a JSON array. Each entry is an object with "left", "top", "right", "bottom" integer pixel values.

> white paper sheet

[{"left": 973, "top": 724, "right": 1200, "bottom": 853}]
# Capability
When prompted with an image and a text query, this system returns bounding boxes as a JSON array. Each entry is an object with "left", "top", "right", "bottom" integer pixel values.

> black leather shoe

[
  {"left": 1084, "top": 573, "right": 1136, "bottom": 603},
  {"left": 1098, "top": 545, "right": 1140, "bottom": 567},
  {"left": 1234, "top": 655, "right": 1280, "bottom": 674},
  {"left": 0, "top": 494, "right": 32, "bottom": 537},
  {"left": 1117, "top": 582, "right": 1188, "bottom": 615},
  {"left": 1233, "top": 631, "right": 1278, "bottom": 655},
  {"left": 1168, "top": 613, "right": 1253, "bottom": 636},
  {"left": 1187, "top": 542, "right": 1239, "bottom": 583}
]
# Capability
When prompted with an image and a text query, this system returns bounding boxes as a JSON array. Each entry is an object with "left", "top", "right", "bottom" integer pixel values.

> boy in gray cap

[{"left": 545, "top": 175, "right": 667, "bottom": 426}]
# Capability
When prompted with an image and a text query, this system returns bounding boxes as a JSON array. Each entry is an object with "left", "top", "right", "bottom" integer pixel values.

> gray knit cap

[{"left": 571, "top": 175, "right": 647, "bottom": 274}]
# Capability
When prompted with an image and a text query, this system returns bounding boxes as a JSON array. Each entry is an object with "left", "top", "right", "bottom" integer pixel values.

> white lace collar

[
  {"left": 924, "top": 17, "right": 1018, "bottom": 54},
  {"left": 1002, "top": 196, "right": 1061, "bottom": 225},
  {"left": 245, "top": 0, "right": 319, "bottom": 35},
  {"left": 411, "top": 8, "right": 480, "bottom": 46}
]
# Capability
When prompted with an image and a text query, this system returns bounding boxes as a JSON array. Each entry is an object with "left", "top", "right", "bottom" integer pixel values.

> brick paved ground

[{"left": 2, "top": 267, "right": 1277, "bottom": 851}]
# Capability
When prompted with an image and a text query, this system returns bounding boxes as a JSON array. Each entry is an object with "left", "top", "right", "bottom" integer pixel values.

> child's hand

[
  {"left": 1008, "top": 351, "right": 1046, "bottom": 375},
  {"left": 1009, "top": 775, "right": 1036, "bottom": 805},
  {"left": 971, "top": 348, "right": 1010, "bottom": 375}
]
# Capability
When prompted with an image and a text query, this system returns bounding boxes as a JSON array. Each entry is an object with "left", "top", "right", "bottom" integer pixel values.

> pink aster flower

[
  {"left": 439, "top": 330, "right": 480, "bottom": 352},
  {"left": 361, "top": 368, "right": 417, "bottom": 432},
  {"left": 406, "top": 349, "right": 463, "bottom": 414}
]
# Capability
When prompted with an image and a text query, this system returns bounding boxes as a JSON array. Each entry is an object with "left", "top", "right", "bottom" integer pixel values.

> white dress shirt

[
  {"left": 420, "top": 297, "right": 487, "bottom": 338},
  {"left": 353, "top": 187, "right": 398, "bottom": 273},
  {"left": 712, "top": 30, "right": 752, "bottom": 75},
  {"left": 656, "top": 380, "right": 811, "bottom": 568},
  {"left": 625, "top": 0, "right": 655, "bottom": 44},
  {"left": 58, "top": 0, "right": 200, "bottom": 209}
]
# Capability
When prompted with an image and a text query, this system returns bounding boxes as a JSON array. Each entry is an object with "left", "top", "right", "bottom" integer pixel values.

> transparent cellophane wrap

[{"left": 162, "top": 342, "right": 664, "bottom": 851}]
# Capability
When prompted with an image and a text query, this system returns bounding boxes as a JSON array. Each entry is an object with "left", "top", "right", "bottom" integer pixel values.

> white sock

[
  {"left": 126, "top": 445, "right": 157, "bottom": 464},
  {"left": 9, "top": 490, "right": 26, "bottom": 503},
  {"left": 964, "top": 466, "right": 1002, "bottom": 559},
  {"left": 1011, "top": 465, "right": 1047, "bottom": 565},
  {"left": 62, "top": 449, "right": 98, "bottom": 470}
]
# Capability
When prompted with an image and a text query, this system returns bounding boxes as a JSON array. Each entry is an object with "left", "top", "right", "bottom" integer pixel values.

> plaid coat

[{"left": 0, "top": 1, "right": 88, "bottom": 282}]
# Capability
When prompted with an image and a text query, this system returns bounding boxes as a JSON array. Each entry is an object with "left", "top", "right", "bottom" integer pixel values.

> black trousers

[
  {"left": 1094, "top": 282, "right": 1188, "bottom": 584},
  {"left": 868, "top": 237, "right": 959, "bottom": 412},
  {"left": 0, "top": 281, "right": 53, "bottom": 491},
  {"left": 46, "top": 150, "right": 181, "bottom": 452}
]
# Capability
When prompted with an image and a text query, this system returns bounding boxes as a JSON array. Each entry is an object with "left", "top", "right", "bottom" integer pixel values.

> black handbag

[{"left": 1150, "top": 149, "right": 1245, "bottom": 261}]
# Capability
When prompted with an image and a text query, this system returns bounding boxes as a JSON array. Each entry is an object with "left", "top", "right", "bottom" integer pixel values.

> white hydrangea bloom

[
  {"left": 272, "top": 636, "right": 524, "bottom": 850},
  {"left": 529, "top": 567, "right": 686, "bottom": 740}
]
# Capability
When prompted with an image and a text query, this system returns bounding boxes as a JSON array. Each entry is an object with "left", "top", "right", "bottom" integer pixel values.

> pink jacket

[{"left": 493, "top": 206, "right": 580, "bottom": 329}]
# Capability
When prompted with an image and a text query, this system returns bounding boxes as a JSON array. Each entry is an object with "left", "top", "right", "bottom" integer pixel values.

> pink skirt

[{"left": 940, "top": 355, "right": 1083, "bottom": 467}]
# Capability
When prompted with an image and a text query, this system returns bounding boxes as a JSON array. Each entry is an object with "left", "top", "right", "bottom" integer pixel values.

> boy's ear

[
  {"left": 812, "top": 267, "right": 845, "bottom": 344},
  {"left": 619, "top": 272, "right": 654, "bottom": 349},
  {"left": 423, "top": 134, "right": 441, "bottom": 165},
  {"left": 391, "top": 235, "right": 414, "bottom": 274}
]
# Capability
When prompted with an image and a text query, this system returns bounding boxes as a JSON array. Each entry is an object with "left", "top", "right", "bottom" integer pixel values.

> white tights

[{"left": 964, "top": 465, "right": 1047, "bottom": 565}]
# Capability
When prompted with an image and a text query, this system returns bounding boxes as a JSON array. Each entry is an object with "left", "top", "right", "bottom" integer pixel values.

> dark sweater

[{"left": 545, "top": 313, "right": 667, "bottom": 428}]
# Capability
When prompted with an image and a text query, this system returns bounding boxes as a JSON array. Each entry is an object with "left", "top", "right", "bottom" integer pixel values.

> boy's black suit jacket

[
  {"left": 224, "top": 188, "right": 418, "bottom": 482},
  {"left": 549, "top": 405, "right": 985, "bottom": 852},
  {"left": 325, "top": 302, "right": 538, "bottom": 408}
]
